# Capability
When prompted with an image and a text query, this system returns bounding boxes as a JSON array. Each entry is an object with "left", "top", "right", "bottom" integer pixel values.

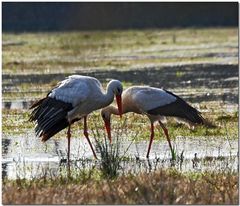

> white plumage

[
  {"left": 30, "top": 75, "right": 123, "bottom": 162},
  {"left": 49, "top": 76, "right": 92, "bottom": 106},
  {"left": 127, "top": 86, "right": 177, "bottom": 112},
  {"left": 101, "top": 86, "right": 204, "bottom": 158}
]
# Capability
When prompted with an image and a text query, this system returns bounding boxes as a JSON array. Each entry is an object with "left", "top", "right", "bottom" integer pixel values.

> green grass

[
  {"left": 2, "top": 28, "right": 238, "bottom": 75},
  {"left": 2, "top": 102, "right": 238, "bottom": 140}
]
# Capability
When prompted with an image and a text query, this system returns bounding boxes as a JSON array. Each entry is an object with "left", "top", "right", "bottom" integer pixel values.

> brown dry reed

[{"left": 3, "top": 169, "right": 238, "bottom": 205}]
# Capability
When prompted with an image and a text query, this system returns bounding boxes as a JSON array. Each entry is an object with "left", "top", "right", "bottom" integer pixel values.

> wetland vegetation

[
  {"left": 3, "top": 169, "right": 238, "bottom": 204},
  {"left": 2, "top": 27, "right": 238, "bottom": 204}
]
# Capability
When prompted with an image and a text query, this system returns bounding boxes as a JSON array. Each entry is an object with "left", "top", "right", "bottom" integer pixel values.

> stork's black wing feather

[
  {"left": 29, "top": 97, "right": 73, "bottom": 141},
  {"left": 147, "top": 90, "right": 204, "bottom": 124}
]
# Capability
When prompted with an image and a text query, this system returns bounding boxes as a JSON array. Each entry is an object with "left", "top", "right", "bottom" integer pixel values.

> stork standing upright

[
  {"left": 101, "top": 86, "right": 205, "bottom": 158},
  {"left": 29, "top": 75, "right": 123, "bottom": 163}
]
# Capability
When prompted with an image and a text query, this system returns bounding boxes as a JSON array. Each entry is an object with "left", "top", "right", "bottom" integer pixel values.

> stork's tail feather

[
  {"left": 201, "top": 118, "right": 217, "bottom": 128},
  {"left": 29, "top": 97, "right": 73, "bottom": 141},
  {"left": 164, "top": 89, "right": 206, "bottom": 125},
  {"left": 41, "top": 119, "right": 69, "bottom": 142},
  {"left": 148, "top": 90, "right": 206, "bottom": 125},
  {"left": 182, "top": 106, "right": 205, "bottom": 125},
  {"left": 29, "top": 97, "right": 47, "bottom": 110}
]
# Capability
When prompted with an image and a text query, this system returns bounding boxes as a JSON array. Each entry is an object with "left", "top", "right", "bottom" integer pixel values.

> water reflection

[
  {"left": 2, "top": 139, "right": 11, "bottom": 155},
  {"left": 2, "top": 134, "right": 238, "bottom": 180},
  {"left": 3, "top": 100, "right": 34, "bottom": 110}
]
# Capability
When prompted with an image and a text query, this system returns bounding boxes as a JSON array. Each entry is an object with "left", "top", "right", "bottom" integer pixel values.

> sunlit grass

[
  {"left": 2, "top": 168, "right": 238, "bottom": 204},
  {"left": 2, "top": 28, "right": 238, "bottom": 74},
  {"left": 2, "top": 101, "right": 238, "bottom": 140}
]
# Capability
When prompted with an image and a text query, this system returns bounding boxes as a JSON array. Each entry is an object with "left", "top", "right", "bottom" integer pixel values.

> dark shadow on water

[
  {"left": 2, "top": 163, "right": 8, "bottom": 180},
  {"left": 2, "top": 100, "right": 34, "bottom": 109},
  {"left": 2, "top": 139, "right": 11, "bottom": 155},
  {"left": 2, "top": 63, "right": 238, "bottom": 107},
  {"left": 3, "top": 63, "right": 238, "bottom": 89},
  {"left": 2, "top": 139, "right": 11, "bottom": 179}
]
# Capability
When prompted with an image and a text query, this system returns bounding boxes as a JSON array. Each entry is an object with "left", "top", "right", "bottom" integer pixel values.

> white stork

[
  {"left": 30, "top": 75, "right": 123, "bottom": 162},
  {"left": 101, "top": 86, "right": 205, "bottom": 158}
]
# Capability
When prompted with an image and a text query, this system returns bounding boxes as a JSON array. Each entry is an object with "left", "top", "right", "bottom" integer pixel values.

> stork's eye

[
  {"left": 117, "top": 88, "right": 120, "bottom": 93},
  {"left": 102, "top": 114, "right": 106, "bottom": 118}
]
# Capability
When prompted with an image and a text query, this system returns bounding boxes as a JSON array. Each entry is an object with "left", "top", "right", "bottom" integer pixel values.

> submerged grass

[
  {"left": 92, "top": 116, "right": 134, "bottom": 179},
  {"left": 94, "top": 134, "right": 122, "bottom": 179},
  {"left": 2, "top": 168, "right": 238, "bottom": 204}
]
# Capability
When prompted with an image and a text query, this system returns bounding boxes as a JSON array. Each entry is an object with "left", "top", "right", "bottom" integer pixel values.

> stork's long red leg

[
  {"left": 158, "top": 120, "right": 174, "bottom": 155},
  {"left": 83, "top": 116, "right": 97, "bottom": 159},
  {"left": 67, "top": 124, "right": 71, "bottom": 173},
  {"left": 146, "top": 122, "right": 154, "bottom": 158}
]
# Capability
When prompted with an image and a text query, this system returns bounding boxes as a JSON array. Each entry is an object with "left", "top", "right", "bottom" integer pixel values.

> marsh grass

[
  {"left": 2, "top": 103, "right": 238, "bottom": 140},
  {"left": 94, "top": 135, "right": 121, "bottom": 178},
  {"left": 2, "top": 168, "right": 238, "bottom": 204},
  {"left": 92, "top": 116, "right": 135, "bottom": 179},
  {"left": 2, "top": 28, "right": 238, "bottom": 75}
]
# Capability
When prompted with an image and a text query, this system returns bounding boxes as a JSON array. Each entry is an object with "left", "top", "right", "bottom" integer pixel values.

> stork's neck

[
  {"left": 107, "top": 104, "right": 129, "bottom": 116},
  {"left": 101, "top": 86, "right": 115, "bottom": 108},
  {"left": 107, "top": 105, "right": 121, "bottom": 115}
]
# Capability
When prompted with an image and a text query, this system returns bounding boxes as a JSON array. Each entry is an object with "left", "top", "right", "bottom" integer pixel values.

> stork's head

[
  {"left": 107, "top": 80, "right": 123, "bottom": 117},
  {"left": 101, "top": 107, "right": 113, "bottom": 143}
]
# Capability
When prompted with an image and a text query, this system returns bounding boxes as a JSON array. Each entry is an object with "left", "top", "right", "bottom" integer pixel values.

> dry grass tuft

[{"left": 3, "top": 169, "right": 238, "bottom": 204}]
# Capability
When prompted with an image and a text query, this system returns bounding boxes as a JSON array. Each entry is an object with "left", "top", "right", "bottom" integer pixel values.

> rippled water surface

[{"left": 2, "top": 133, "right": 238, "bottom": 179}]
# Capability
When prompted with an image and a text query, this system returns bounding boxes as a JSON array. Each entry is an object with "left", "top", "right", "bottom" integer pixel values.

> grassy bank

[
  {"left": 3, "top": 169, "right": 238, "bottom": 204},
  {"left": 3, "top": 28, "right": 238, "bottom": 75},
  {"left": 2, "top": 105, "right": 238, "bottom": 139}
]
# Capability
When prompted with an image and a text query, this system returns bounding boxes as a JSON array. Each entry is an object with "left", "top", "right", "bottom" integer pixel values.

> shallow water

[
  {"left": 2, "top": 63, "right": 238, "bottom": 179},
  {"left": 2, "top": 134, "right": 238, "bottom": 180}
]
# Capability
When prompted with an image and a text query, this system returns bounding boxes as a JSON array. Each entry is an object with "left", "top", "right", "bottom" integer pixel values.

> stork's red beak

[
  {"left": 116, "top": 94, "right": 122, "bottom": 118},
  {"left": 104, "top": 119, "right": 112, "bottom": 143}
]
